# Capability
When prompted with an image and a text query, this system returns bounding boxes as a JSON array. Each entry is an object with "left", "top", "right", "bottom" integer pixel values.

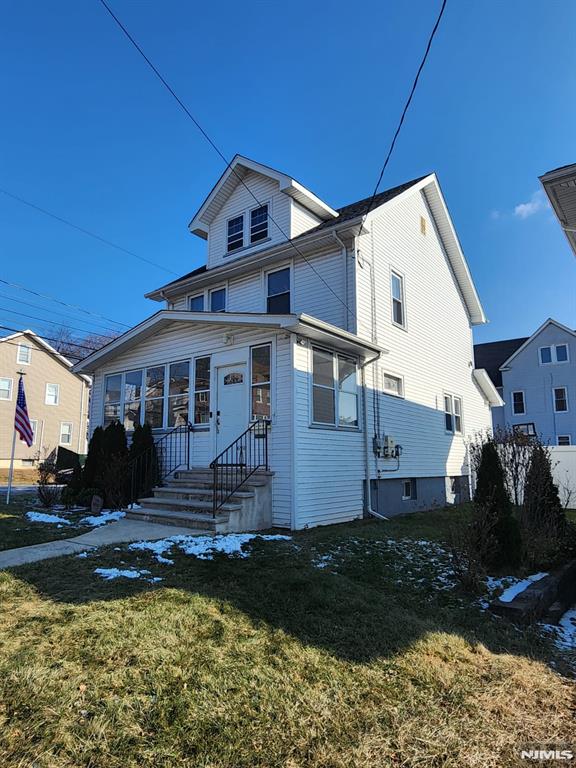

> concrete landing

[{"left": 0, "top": 519, "right": 210, "bottom": 569}]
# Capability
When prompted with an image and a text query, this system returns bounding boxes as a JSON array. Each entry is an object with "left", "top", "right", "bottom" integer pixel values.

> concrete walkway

[{"left": 0, "top": 519, "right": 208, "bottom": 569}]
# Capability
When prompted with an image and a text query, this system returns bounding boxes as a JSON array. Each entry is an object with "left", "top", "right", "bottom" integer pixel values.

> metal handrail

[
  {"left": 209, "top": 420, "right": 270, "bottom": 517},
  {"left": 128, "top": 422, "right": 192, "bottom": 505}
]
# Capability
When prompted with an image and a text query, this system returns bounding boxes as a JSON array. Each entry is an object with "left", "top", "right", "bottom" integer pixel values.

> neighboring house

[
  {"left": 0, "top": 330, "right": 90, "bottom": 468},
  {"left": 540, "top": 162, "right": 576, "bottom": 258},
  {"left": 74, "top": 155, "right": 500, "bottom": 529},
  {"left": 475, "top": 318, "right": 576, "bottom": 445}
]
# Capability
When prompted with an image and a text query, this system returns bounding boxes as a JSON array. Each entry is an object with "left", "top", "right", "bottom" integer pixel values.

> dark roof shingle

[{"left": 473, "top": 337, "right": 528, "bottom": 388}]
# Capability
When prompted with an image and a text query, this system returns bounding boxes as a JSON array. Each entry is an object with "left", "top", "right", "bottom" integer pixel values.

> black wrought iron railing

[
  {"left": 210, "top": 420, "right": 270, "bottom": 517},
  {"left": 128, "top": 422, "right": 192, "bottom": 505}
]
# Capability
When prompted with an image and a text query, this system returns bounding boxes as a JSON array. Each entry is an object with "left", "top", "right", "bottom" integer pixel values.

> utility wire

[
  {"left": 0, "top": 324, "right": 99, "bottom": 352},
  {"left": 0, "top": 292, "right": 123, "bottom": 335},
  {"left": 0, "top": 278, "right": 130, "bottom": 328},
  {"left": 361, "top": 0, "right": 448, "bottom": 220},
  {"left": 0, "top": 335, "right": 84, "bottom": 362},
  {"left": 97, "top": 0, "right": 362, "bottom": 325},
  {"left": 0, "top": 306, "right": 118, "bottom": 339},
  {"left": 0, "top": 187, "right": 180, "bottom": 277}
]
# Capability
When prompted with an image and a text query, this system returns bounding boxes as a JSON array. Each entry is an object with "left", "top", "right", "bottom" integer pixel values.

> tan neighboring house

[{"left": 0, "top": 330, "right": 90, "bottom": 468}]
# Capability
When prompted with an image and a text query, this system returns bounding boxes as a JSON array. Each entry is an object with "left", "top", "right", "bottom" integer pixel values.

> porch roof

[{"left": 72, "top": 311, "right": 387, "bottom": 373}]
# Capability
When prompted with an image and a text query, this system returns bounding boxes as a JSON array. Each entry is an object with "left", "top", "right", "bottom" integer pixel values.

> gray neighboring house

[{"left": 475, "top": 319, "right": 576, "bottom": 445}]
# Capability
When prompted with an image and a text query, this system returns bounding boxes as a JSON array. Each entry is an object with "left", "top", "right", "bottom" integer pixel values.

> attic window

[
  {"left": 250, "top": 204, "right": 268, "bottom": 243},
  {"left": 227, "top": 215, "right": 244, "bottom": 252}
]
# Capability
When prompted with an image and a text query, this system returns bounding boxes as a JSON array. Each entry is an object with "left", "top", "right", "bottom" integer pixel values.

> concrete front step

[
  {"left": 126, "top": 507, "right": 229, "bottom": 531},
  {"left": 154, "top": 486, "right": 255, "bottom": 502},
  {"left": 173, "top": 470, "right": 273, "bottom": 488},
  {"left": 139, "top": 496, "right": 241, "bottom": 515}
]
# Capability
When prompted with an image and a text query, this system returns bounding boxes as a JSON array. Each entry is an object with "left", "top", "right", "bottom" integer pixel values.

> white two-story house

[{"left": 74, "top": 156, "right": 500, "bottom": 530}]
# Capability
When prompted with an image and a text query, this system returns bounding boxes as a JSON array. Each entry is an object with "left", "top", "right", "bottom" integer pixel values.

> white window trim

[
  {"left": 59, "top": 421, "right": 73, "bottom": 445},
  {"left": 224, "top": 199, "right": 272, "bottom": 258},
  {"left": 557, "top": 435, "right": 571, "bottom": 446},
  {"left": 310, "top": 346, "right": 360, "bottom": 430},
  {"left": 539, "top": 344, "right": 570, "bottom": 365},
  {"left": 188, "top": 293, "right": 205, "bottom": 312},
  {"left": 29, "top": 419, "right": 38, "bottom": 446},
  {"left": 390, "top": 268, "right": 407, "bottom": 330},
  {"left": 17, "top": 343, "right": 31, "bottom": 365},
  {"left": 444, "top": 393, "right": 463, "bottom": 434},
  {"left": 0, "top": 376, "right": 13, "bottom": 401},
  {"left": 249, "top": 343, "right": 272, "bottom": 422},
  {"left": 45, "top": 383, "right": 60, "bottom": 406},
  {"left": 511, "top": 390, "right": 526, "bottom": 415},
  {"left": 249, "top": 202, "right": 270, "bottom": 245},
  {"left": 553, "top": 386, "right": 569, "bottom": 413},
  {"left": 382, "top": 371, "right": 404, "bottom": 398}
]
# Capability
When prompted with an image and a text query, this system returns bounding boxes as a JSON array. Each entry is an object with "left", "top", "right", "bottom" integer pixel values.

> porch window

[
  {"left": 168, "top": 361, "right": 190, "bottom": 427},
  {"left": 104, "top": 374, "right": 121, "bottom": 426},
  {"left": 312, "top": 348, "right": 358, "bottom": 428},
  {"left": 250, "top": 204, "right": 269, "bottom": 244},
  {"left": 145, "top": 366, "right": 165, "bottom": 428},
  {"left": 194, "top": 357, "right": 210, "bottom": 425},
  {"left": 227, "top": 215, "right": 244, "bottom": 252},
  {"left": 123, "top": 370, "right": 142, "bottom": 431},
  {"left": 267, "top": 267, "right": 290, "bottom": 314},
  {"left": 251, "top": 344, "right": 271, "bottom": 420}
]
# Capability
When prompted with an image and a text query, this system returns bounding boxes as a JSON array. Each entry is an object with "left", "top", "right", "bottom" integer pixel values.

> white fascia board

[
  {"left": 473, "top": 368, "right": 505, "bottom": 408},
  {"left": 289, "top": 314, "right": 387, "bottom": 360},
  {"left": 498, "top": 318, "right": 576, "bottom": 371},
  {"left": 540, "top": 164, "right": 576, "bottom": 258}
]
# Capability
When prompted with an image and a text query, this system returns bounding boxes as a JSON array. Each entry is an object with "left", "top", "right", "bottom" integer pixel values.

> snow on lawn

[
  {"left": 129, "top": 533, "right": 292, "bottom": 564},
  {"left": 79, "top": 510, "right": 125, "bottom": 527},
  {"left": 487, "top": 572, "right": 549, "bottom": 603},
  {"left": 26, "top": 511, "right": 72, "bottom": 526}
]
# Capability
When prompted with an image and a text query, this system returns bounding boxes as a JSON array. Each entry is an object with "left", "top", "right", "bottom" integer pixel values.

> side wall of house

[
  {"left": 88, "top": 323, "right": 293, "bottom": 527},
  {"left": 354, "top": 189, "right": 492, "bottom": 512},
  {"left": 500, "top": 325, "right": 575, "bottom": 444},
  {"left": 292, "top": 339, "right": 365, "bottom": 528}
]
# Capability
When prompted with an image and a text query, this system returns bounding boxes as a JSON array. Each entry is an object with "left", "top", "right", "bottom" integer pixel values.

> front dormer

[{"left": 188, "top": 156, "right": 338, "bottom": 270}]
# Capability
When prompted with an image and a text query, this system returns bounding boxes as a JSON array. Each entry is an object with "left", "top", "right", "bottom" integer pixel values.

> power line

[
  {"left": 0, "top": 292, "right": 123, "bottom": 335},
  {"left": 97, "top": 0, "right": 362, "bottom": 325},
  {"left": 361, "top": 0, "right": 448, "bottom": 220},
  {"left": 0, "top": 278, "right": 130, "bottom": 328},
  {"left": 0, "top": 335, "right": 84, "bottom": 362},
  {"left": 0, "top": 325, "right": 98, "bottom": 353},
  {"left": 0, "top": 306, "right": 118, "bottom": 339},
  {"left": 0, "top": 187, "right": 180, "bottom": 277}
]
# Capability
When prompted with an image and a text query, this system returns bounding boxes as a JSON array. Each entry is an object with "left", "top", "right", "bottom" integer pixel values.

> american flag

[{"left": 15, "top": 376, "right": 34, "bottom": 447}]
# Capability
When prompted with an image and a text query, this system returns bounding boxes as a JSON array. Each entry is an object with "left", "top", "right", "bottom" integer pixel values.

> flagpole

[{"left": 6, "top": 371, "right": 26, "bottom": 506}]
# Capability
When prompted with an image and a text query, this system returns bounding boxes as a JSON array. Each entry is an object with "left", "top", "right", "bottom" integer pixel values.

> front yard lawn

[
  {"left": 0, "top": 505, "right": 574, "bottom": 767},
  {"left": 0, "top": 494, "right": 93, "bottom": 550}
]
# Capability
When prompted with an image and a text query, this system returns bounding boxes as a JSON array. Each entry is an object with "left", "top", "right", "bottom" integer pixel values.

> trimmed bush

[
  {"left": 128, "top": 423, "right": 159, "bottom": 503},
  {"left": 82, "top": 426, "right": 105, "bottom": 491}
]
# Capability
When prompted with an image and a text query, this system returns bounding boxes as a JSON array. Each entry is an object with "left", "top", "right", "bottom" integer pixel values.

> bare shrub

[{"left": 36, "top": 459, "right": 61, "bottom": 509}]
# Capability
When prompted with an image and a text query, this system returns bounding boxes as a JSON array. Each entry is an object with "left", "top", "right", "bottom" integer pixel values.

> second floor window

[
  {"left": 189, "top": 294, "right": 205, "bottom": 312},
  {"left": 45, "top": 383, "right": 60, "bottom": 406},
  {"left": 554, "top": 387, "right": 568, "bottom": 413},
  {"left": 210, "top": 288, "right": 226, "bottom": 312},
  {"left": 267, "top": 267, "right": 290, "bottom": 313},
  {"left": 444, "top": 394, "right": 462, "bottom": 433},
  {"left": 391, "top": 271, "right": 405, "bottom": 327},
  {"left": 17, "top": 344, "right": 31, "bottom": 364},
  {"left": 512, "top": 391, "right": 525, "bottom": 415},
  {"left": 60, "top": 422, "right": 73, "bottom": 445},
  {"left": 227, "top": 215, "right": 244, "bottom": 252},
  {"left": 250, "top": 204, "right": 268, "bottom": 243},
  {"left": 0, "top": 377, "right": 13, "bottom": 400},
  {"left": 540, "top": 344, "right": 569, "bottom": 364}
]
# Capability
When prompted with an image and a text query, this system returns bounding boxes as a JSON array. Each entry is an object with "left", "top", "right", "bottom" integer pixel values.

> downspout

[{"left": 359, "top": 352, "right": 389, "bottom": 521}]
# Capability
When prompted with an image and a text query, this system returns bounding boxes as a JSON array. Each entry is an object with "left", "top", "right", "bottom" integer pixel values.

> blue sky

[{"left": 1, "top": 0, "right": 575, "bottom": 347}]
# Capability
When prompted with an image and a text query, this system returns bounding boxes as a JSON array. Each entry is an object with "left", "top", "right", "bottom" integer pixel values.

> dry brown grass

[{"left": 0, "top": 467, "right": 38, "bottom": 485}]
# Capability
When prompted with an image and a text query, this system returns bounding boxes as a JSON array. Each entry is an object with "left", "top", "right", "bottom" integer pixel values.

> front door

[{"left": 215, "top": 363, "right": 248, "bottom": 455}]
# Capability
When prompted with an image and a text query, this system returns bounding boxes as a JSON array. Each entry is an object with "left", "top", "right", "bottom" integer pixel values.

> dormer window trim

[{"left": 224, "top": 200, "right": 272, "bottom": 258}]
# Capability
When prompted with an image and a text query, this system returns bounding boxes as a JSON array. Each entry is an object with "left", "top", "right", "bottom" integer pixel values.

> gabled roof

[
  {"left": 72, "top": 311, "right": 387, "bottom": 374},
  {"left": 0, "top": 329, "right": 91, "bottom": 383},
  {"left": 474, "top": 336, "right": 528, "bottom": 388},
  {"left": 498, "top": 318, "right": 576, "bottom": 371},
  {"left": 540, "top": 163, "right": 576, "bottom": 257},
  {"left": 189, "top": 155, "right": 339, "bottom": 239}
]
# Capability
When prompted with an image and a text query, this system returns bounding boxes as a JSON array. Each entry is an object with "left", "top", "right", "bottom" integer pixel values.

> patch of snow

[
  {"left": 94, "top": 567, "right": 150, "bottom": 581},
  {"left": 26, "top": 511, "right": 71, "bottom": 525},
  {"left": 80, "top": 510, "right": 125, "bottom": 527},
  {"left": 488, "top": 572, "right": 548, "bottom": 603},
  {"left": 129, "top": 533, "right": 291, "bottom": 564},
  {"left": 76, "top": 552, "right": 89, "bottom": 559},
  {"left": 541, "top": 607, "right": 576, "bottom": 651}
]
